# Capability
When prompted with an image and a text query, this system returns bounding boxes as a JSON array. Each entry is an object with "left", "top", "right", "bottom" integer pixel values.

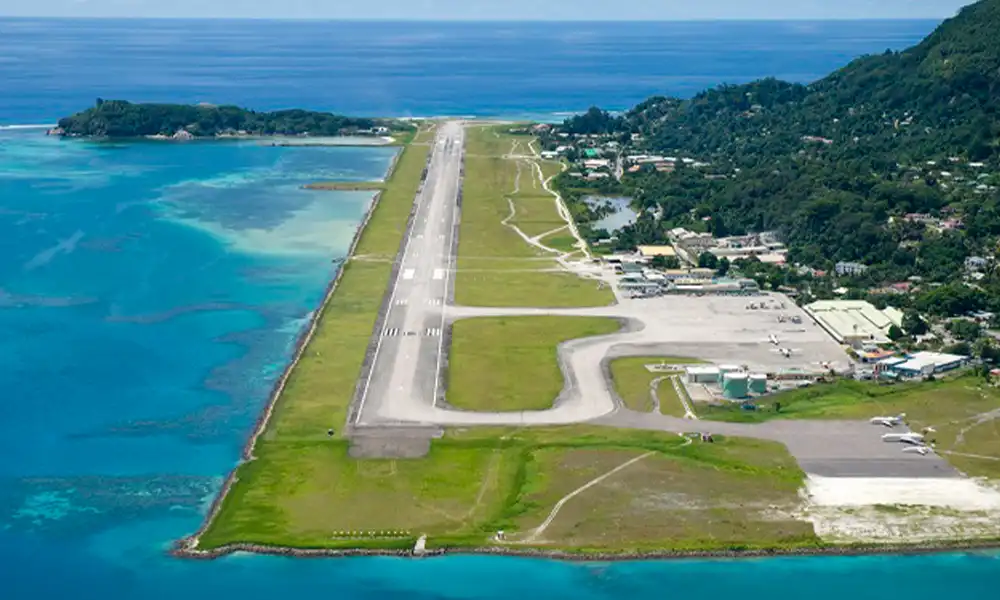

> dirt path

[
  {"left": 523, "top": 450, "right": 656, "bottom": 543},
  {"left": 648, "top": 376, "right": 668, "bottom": 413},
  {"left": 670, "top": 374, "right": 699, "bottom": 420},
  {"left": 954, "top": 407, "right": 1000, "bottom": 448}
]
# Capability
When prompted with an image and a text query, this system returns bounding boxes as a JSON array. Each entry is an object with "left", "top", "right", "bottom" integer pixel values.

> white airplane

[
  {"left": 769, "top": 334, "right": 779, "bottom": 345},
  {"left": 779, "top": 347, "right": 792, "bottom": 358},
  {"left": 902, "top": 446, "right": 930, "bottom": 455},
  {"left": 870, "top": 413, "right": 906, "bottom": 427},
  {"left": 882, "top": 432, "right": 924, "bottom": 444}
]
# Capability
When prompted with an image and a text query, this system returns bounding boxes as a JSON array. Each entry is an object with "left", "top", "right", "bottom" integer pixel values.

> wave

[{"left": 0, "top": 124, "right": 56, "bottom": 130}]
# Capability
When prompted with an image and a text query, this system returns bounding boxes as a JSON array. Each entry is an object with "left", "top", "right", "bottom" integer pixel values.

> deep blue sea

[{"left": 2, "top": 17, "right": 999, "bottom": 600}]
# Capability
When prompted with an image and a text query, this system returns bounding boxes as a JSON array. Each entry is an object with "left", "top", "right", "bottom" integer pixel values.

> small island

[{"left": 52, "top": 99, "right": 412, "bottom": 139}]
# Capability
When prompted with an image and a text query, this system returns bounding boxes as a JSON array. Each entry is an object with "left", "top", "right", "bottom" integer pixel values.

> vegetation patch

[
  {"left": 447, "top": 317, "right": 621, "bottom": 411},
  {"left": 510, "top": 440, "right": 815, "bottom": 550},
  {"left": 455, "top": 126, "right": 613, "bottom": 307},
  {"left": 199, "top": 427, "right": 815, "bottom": 553},
  {"left": 455, "top": 270, "right": 612, "bottom": 307},
  {"left": 609, "top": 356, "right": 704, "bottom": 414},
  {"left": 236, "top": 139, "right": 428, "bottom": 445}
]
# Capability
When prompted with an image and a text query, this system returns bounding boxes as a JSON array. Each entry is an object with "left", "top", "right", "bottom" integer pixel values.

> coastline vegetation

[
  {"left": 198, "top": 428, "right": 815, "bottom": 553},
  {"left": 447, "top": 317, "right": 621, "bottom": 411},
  {"left": 263, "top": 140, "right": 429, "bottom": 439},
  {"left": 57, "top": 99, "right": 411, "bottom": 138}
]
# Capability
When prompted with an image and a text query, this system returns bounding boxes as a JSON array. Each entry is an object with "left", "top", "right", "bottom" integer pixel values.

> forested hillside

[
  {"left": 57, "top": 100, "right": 404, "bottom": 138},
  {"left": 557, "top": 0, "right": 1000, "bottom": 279}
]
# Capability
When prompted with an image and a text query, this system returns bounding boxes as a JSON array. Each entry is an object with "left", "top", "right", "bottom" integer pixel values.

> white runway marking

[
  {"left": 427, "top": 298, "right": 442, "bottom": 306},
  {"left": 395, "top": 299, "right": 409, "bottom": 306},
  {"left": 383, "top": 327, "right": 400, "bottom": 337},
  {"left": 403, "top": 268, "right": 415, "bottom": 280},
  {"left": 433, "top": 268, "right": 445, "bottom": 280},
  {"left": 425, "top": 328, "right": 442, "bottom": 337}
]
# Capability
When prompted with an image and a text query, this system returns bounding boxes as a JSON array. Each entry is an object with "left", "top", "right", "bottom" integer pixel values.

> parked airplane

[
  {"left": 870, "top": 413, "right": 906, "bottom": 427},
  {"left": 902, "top": 446, "right": 930, "bottom": 455},
  {"left": 882, "top": 432, "right": 924, "bottom": 444},
  {"left": 769, "top": 334, "right": 779, "bottom": 345}
]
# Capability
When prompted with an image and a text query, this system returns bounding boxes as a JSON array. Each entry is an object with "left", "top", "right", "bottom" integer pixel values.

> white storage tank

[
  {"left": 749, "top": 373, "right": 768, "bottom": 394},
  {"left": 722, "top": 372, "right": 750, "bottom": 399}
]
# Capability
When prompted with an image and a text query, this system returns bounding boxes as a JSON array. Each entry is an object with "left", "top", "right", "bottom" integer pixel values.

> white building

[
  {"left": 884, "top": 351, "right": 969, "bottom": 377},
  {"left": 805, "top": 300, "right": 903, "bottom": 346},
  {"left": 965, "top": 256, "right": 988, "bottom": 271},
  {"left": 835, "top": 261, "right": 868, "bottom": 276}
]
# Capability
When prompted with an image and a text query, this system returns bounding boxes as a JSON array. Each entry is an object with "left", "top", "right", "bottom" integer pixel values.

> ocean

[{"left": 2, "top": 17, "right": 998, "bottom": 600}]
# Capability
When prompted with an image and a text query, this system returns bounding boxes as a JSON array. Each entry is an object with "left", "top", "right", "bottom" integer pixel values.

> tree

[
  {"left": 902, "top": 310, "right": 928, "bottom": 336},
  {"left": 651, "top": 255, "right": 681, "bottom": 269},
  {"left": 717, "top": 257, "right": 731, "bottom": 276},
  {"left": 943, "top": 341, "right": 972, "bottom": 356},
  {"left": 887, "top": 324, "right": 905, "bottom": 341},
  {"left": 698, "top": 252, "right": 719, "bottom": 269},
  {"left": 946, "top": 318, "right": 981, "bottom": 342},
  {"left": 978, "top": 340, "right": 1000, "bottom": 365}
]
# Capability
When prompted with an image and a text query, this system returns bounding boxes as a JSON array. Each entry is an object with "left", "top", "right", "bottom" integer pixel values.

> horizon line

[{"left": 0, "top": 15, "right": 947, "bottom": 23}]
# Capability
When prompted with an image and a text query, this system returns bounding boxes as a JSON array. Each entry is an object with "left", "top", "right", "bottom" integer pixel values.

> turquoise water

[{"left": 3, "top": 17, "right": 999, "bottom": 600}]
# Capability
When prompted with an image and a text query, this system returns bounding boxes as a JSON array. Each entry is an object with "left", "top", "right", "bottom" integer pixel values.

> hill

[
  {"left": 56, "top": 100, "right": 407, "bottom": 138},
  {"left": 555, "top": 0, "right": 1000, "bottom": 282}
]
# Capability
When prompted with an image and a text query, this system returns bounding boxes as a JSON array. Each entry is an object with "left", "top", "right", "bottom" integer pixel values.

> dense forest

[
  {"left": 555, "top": 0, "right": 1000, "bottom": 284},
  {"left": 57, "top": 100, "right": 406, "bottom": 138}
]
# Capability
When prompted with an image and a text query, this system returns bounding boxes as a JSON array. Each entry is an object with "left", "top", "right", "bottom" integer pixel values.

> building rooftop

[
  {"left": 686, "top": 365, "right": 721, "bottom": 375},
  {"left": 805, "top": 300, "right": 901, "bottom": 344},
  {"left": 637, "top": 245, "right": 676, "bottom": 257},
  {"left": 892, "top": 351, "right": 968, "bottom": 373}
]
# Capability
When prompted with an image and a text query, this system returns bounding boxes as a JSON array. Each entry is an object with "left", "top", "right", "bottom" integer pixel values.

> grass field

[
  {"left": 455, "top": 270, "right": 612, "bottom": 307},
  {"left": 539, "top": 230, "right": 578, "bottom": 253},
  {"left": 509, "top": 438, "right": 815, "bottom": 550},
  {"left": 260, "top": 141, "right": 429, "bottom": 441},
  {"left": 199, "top": 426, "right": 817, "bottom": 552},
  {"left": 447, "top": 317, "right": 621, "bottom": 411},
  {"left": 455, "top": 126, "right": 612, "bottom": 307},
  {"left": 609, "top": 356, "right": 704, "bottom": 414},
  {"left": 701, "top": 375, "right": 1000, "bottom": 478}
]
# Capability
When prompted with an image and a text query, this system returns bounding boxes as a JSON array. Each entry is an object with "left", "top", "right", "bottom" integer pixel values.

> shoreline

[
  {"left": 175, "top": 144, "right": 406, "bottom": 555},
  {"left": 171, "top": 537, "right": 1000, "bottom": 562},
  {"left": 52, "top": 134, "right": 397, "bottom": 146}
]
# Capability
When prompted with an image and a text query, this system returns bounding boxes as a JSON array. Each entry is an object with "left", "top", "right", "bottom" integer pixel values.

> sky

[{"left": 0, "top": 0, "right": 976, "bottom": 20}]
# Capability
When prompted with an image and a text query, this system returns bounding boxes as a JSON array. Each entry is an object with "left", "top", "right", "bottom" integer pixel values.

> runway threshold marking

[
  {"left": 433, "top": 268, "right": 445, "bottom": 280},
  {"left": 403, "top": 268, "right": 415, "bottom": 280}
]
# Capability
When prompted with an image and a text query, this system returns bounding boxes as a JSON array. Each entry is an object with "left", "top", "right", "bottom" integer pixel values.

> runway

[{"left": 353, "top": 121, "right": 464, "bottom": 425}]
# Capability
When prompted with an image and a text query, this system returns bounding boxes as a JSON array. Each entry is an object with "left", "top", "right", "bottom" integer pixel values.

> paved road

[{"left": 354, "top": 121, "right": 464, "bottom": 426}]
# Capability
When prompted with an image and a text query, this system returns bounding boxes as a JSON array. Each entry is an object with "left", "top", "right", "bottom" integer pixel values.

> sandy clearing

[{"left": 806, "top": 475, "right": 1000, "bottom": 510}]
